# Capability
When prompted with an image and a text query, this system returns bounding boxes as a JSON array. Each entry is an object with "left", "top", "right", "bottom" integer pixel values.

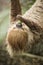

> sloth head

[
  {"left": 6, "top": 21, "right": 40, "bottom": 57},
  {"left": 6, "top": 21, "right": 29, "bottom": 56}
]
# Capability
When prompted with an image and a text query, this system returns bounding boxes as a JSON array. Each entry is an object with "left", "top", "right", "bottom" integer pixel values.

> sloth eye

[{"left": 16, "top": 22, "right": 22, "bottom": 28}]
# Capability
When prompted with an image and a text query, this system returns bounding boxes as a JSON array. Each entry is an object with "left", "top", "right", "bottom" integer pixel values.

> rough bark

[{"left": 11, "top": 0, "right": 21, "bottom": 23}]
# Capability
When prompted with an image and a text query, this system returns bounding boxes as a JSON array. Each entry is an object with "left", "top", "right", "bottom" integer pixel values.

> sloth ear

[{"left": 16, "top": 15, "right": 43, "bottom": 34}]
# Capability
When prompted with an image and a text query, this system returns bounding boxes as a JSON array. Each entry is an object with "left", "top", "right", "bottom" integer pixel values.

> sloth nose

[{"left": 16, "top": 21, "right": 22, "bottom": 28}]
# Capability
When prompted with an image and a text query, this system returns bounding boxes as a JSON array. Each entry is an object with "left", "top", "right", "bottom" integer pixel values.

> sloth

[
  {"left": 6, "top": 22, "right": 29, "bottom": 57},
  {"left": 6, "top": 0, "right": 43, "bottom": 58},
  {"left": 6, "top": 19, "right": 43, "bottom": 57}
]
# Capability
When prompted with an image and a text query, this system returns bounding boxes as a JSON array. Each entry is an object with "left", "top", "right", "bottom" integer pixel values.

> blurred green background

[{"left": 0, "top": 0, "right": 36, "bottom": 43}]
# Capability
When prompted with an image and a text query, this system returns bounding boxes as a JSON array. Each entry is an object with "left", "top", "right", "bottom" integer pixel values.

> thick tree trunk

[{"left": 11, "top": 0, "right": 21, "bottom": 23}]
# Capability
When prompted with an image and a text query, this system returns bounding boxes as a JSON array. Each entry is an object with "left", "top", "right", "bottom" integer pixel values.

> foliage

[{"left": 0, "top": 10, "right": 9, "bottom": 43}]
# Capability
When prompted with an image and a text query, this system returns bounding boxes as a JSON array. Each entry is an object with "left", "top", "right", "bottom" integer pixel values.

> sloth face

[
  {"left": 6, "top": 22, "right": 40, "bottom": 57},
  {"left": 6, "top": 22, "right": 35, "bottom": 57},
  {"left": 7, "top": 22, "right": 29, "bottom": 51}
]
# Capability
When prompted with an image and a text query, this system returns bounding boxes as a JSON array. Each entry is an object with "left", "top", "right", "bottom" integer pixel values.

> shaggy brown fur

[
  {"left": 7, "top": 28, "right": 28, "bottom": 50},
  {"left": 6, "top": 23, "right": 29, "bottom": 57}
]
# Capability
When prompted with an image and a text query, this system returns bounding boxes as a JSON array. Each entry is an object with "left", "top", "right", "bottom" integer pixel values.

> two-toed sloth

[
  {"left": 6, "top": 0, "right": 43, "bottom": 57},
  {"left": 6, "top": 22, "right": 29, "bottom": 57},
  {"left": 6, "top": 21, "right": 43, "bottom": 57}
]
